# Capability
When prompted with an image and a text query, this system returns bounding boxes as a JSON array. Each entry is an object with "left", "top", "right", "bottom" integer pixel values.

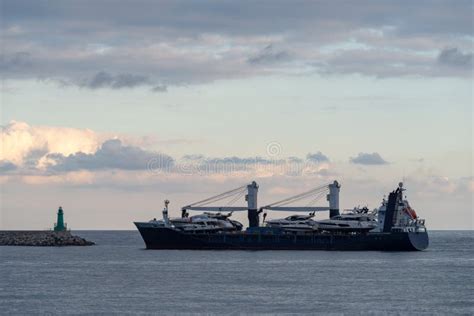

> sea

[{"left": 0, "top": 230, "right": 472, "bottom": 315}]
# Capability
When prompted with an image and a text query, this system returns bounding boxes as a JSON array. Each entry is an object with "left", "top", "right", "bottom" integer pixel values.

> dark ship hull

[{"left": 135, "top": 224, "right": 429, "bottom": 251}]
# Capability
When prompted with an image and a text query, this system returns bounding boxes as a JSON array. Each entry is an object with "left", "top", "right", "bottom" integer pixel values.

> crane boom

[
  {"left": 260, "top": 183, "right": 330, "bottom": 209},
  {"left": 182, "top": 184, "right": 248, "bottom": 209},
  {"left": 262, "top": 206, "right": 329, "bottom": 212},
  {"left": 183, "top": 206, "right": 248, "bottom": 212}
]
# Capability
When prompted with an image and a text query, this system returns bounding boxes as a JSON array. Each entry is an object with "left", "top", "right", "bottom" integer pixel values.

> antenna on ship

[{"left": 163, "top": 200, "right": 171, "bottom": 227}]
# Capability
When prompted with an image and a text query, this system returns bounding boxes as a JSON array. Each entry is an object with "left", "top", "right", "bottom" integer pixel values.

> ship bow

[{"left": 408, "top": 231, "right": 429, "bottom": 251}]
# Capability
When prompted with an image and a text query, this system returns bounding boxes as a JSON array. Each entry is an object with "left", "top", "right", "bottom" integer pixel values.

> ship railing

[
  {"left": 411, "top": 218, "right": 425, "bottom": 228},
  {"left": 393, "top": 219, "right": 426, "bottom": 233},
  {"left": 399, "top": 218, "right": 425, "bottom": 227}
]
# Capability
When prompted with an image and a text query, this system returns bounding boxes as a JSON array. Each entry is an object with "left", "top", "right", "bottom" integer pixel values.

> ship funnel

[
  {"left": 328, "top": 181, "right": 340, "bottom": 218},
  {"left": 246, "top": 181, "right": 259, "bottom": 227}
]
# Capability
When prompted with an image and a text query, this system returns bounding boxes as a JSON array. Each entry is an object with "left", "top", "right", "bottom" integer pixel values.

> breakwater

[{"left": 0, "top": 231, "right": 94, "bottom": 246}]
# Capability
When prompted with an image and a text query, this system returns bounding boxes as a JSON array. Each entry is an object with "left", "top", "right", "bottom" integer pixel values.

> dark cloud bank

[
  {"left": 47, "top": 139, "right": 174, "bottom": 172},
  {"left": 1, "top": 0, "right": 472, "bottom": 89}
]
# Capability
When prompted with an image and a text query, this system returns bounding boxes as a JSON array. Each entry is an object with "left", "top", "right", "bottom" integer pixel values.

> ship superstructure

[
  {"left": 134, "top": 181, "right": 429, "bottom": 251},
  {"left": 374, "top": 183, "right": 426, "bottom": 233}
]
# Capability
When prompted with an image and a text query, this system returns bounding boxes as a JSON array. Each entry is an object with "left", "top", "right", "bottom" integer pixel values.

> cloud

[
  {"left": 0, "top": 52, "right": 32, "bottom": 72},
  {"left": 83, "top": 71, "right": 150, "bottom": 89},
  {"left": 174, "top": 154, "right": 332, "bottom": 178},
  {"left": 1, "top": 120, "right": 188, "bottom": 172},
  {"left": 0, "top": 160, "right": 17, "bottom": 173},
  {"left": 437, "top": 47, "right": 473, "bottom": 67},
  {"left": 247, "top": 44, "right": 290, "bottom": 65},
  {"left": 306, "top": 151, "right": 330, "bottom": 163},
  {"left": 0, "top": 120, "right": 99, "bottom": 166},
  {"left": 316, "top": 168, "right": 337, "bottom": 177},
  {"left": 287, "top": 156, "right": 304, "bottom": 163},
  {"left": 12, "top": 139, "right": 333, "bottom": 177},
  {"left": 47, "top": 139, "right": 173, "bottom": 171},
  {"left": 1, "top": 1, "right": 472, "bottom": 87},
  {"left": 182, "top": 154, "right": 206, "bottom": 160},
  {"left": 151, "top": 84, "right": 168, "bottom": 92},
  {"left": 0, "top": 121, "right": 355, "bottom": 178},
  {"left": 176, "top": 155, "right": 283, "bottom": 175},
  {"left": 350, "top": 152, "right": 388, "bottom": 165}
]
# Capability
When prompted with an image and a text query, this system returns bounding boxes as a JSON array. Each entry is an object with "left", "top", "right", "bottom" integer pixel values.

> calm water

[{"left": 0, "top": 231, "right": 472, "bottom": 315}]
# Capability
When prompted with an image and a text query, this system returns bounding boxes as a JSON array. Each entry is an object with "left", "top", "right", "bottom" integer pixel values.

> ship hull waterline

[{"left": 134, "top": 224, "right": 429, "bottom": 251}]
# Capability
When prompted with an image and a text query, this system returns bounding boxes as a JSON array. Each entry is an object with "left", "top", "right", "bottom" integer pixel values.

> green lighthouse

[{"left": 54, "top": 206, "right": 67, "bottom": 232}]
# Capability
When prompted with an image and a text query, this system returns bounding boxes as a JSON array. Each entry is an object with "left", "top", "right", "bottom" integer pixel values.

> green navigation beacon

[{"left": 54, "top": 206, "right": 67, "bottom": 232}]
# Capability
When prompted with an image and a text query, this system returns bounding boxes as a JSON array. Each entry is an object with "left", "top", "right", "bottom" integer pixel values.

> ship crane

[
  {"left": 181, "top": 181, "right": 260, "bottom": 226},
  {"left": 260, "top": 180, "right": 341, "bottom": 218}
]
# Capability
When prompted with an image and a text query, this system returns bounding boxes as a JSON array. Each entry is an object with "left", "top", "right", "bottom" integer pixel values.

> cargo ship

[{"left": 134, "top": 181, "right": 429, "bottom": 251}]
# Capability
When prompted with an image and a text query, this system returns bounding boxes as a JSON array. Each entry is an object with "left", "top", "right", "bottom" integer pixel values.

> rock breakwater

[{"left": 0, "top": 231, "right": 94, "bottom": 246}]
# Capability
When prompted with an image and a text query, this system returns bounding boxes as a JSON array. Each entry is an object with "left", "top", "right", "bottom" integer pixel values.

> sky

[{"left": 1, "top": 0, "right": 472, "bottom": 230}]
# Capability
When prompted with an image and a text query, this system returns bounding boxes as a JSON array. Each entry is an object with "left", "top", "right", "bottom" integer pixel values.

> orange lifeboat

[{"left": 404, "top": 207, "right": 418, "bottom": 219}]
